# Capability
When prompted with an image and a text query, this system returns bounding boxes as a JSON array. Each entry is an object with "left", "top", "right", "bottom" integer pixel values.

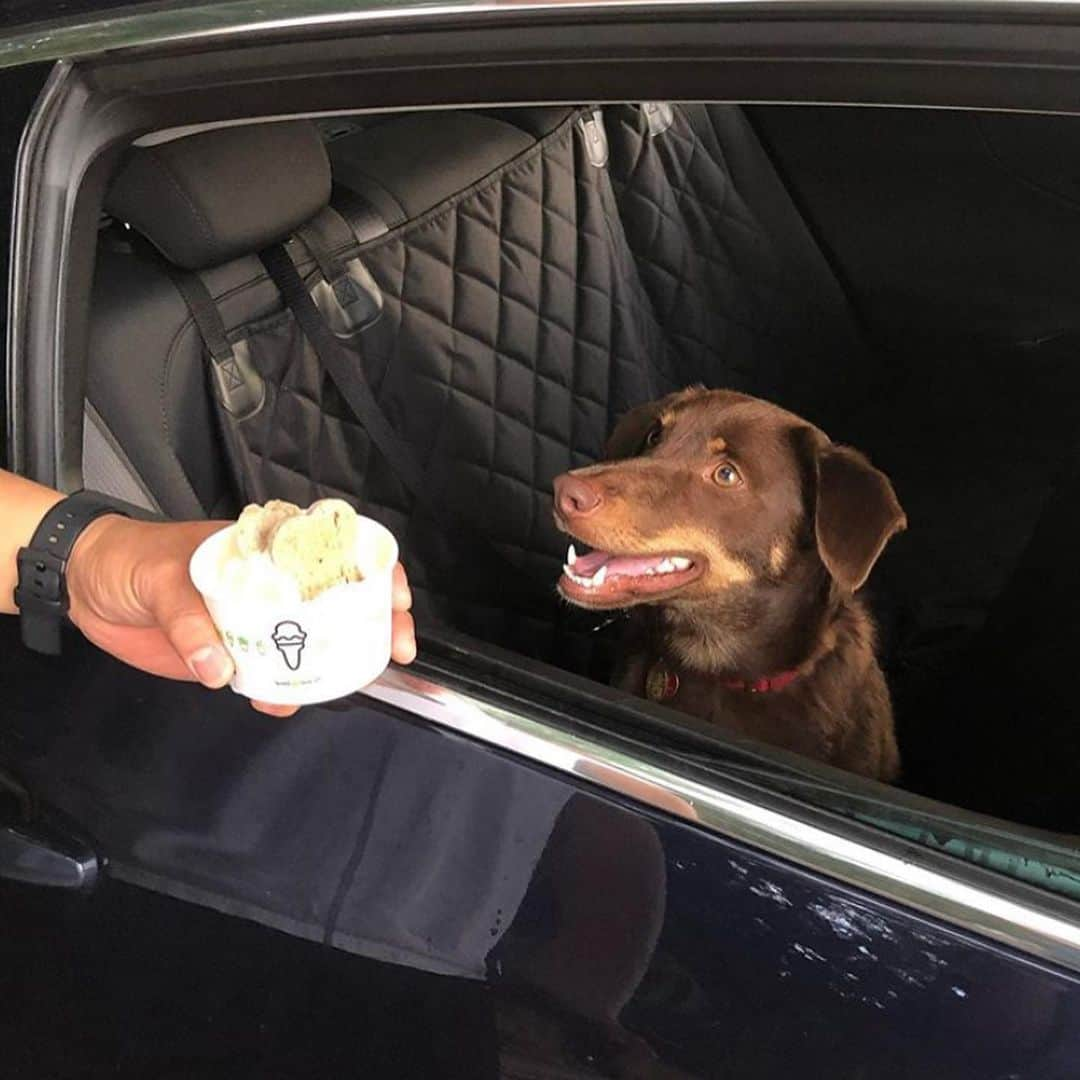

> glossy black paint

[
  {"left": 2, "top": 20, "right": 1080, "bottom": 1078},
  {"left": 1, "top": 621, "right": 1077, "bottom": 1078}
]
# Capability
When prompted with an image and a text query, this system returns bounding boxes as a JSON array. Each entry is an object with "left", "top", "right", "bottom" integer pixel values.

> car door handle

[{"left": 0, "top": 768, "right": 99, "bottom": 890}]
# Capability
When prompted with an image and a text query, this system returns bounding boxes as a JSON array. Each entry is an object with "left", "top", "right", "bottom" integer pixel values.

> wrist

[
  {"left": 64, "top": 513, "right": 134, "bottom": 623},
  {"left": 14, "top": 491, "right": 143, "bottom": 655}
]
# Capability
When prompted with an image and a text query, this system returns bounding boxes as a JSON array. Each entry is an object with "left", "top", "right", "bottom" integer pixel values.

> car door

[
  {"left": 5, "top": 613, "right": 1080, "bottom": 1078},
  {"left": 2, "top": 5, "right": 1080, "bottom": 1079}
]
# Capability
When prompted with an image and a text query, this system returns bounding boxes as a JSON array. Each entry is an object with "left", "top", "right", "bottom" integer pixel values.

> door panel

[{"left": 1, "top": 618, "right": 1078, "bottom": 1077}]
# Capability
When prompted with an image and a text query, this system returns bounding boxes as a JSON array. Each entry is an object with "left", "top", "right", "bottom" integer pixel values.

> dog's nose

[{"left": 554, "top": 474, "right": 603, "bottom": 518}]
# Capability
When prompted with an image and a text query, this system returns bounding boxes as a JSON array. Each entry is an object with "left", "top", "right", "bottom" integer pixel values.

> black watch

[{"left": 14, "top": 490, "right": 135, "bottom": 656}]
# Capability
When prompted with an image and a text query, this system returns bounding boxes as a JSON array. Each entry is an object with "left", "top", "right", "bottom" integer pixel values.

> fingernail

[{"left": 189, "top": 645, "right": 233, "bottom": 688}]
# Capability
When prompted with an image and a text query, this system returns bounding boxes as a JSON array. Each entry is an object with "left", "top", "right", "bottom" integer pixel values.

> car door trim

[{"left": 365, "top": 667, "right": 1080, "bottom": 976}]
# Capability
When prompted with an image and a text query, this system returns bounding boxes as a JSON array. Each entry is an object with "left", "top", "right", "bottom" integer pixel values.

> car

[{"left": 2, "top": 1, "right": 1080, "bottom": 1076}]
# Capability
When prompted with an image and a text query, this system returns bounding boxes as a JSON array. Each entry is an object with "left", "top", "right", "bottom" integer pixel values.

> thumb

[{"left": 147, "top": 578, "right": 234, "bottom": 689}]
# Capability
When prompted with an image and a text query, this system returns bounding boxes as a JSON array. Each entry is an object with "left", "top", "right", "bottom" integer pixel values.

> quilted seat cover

[{"left": 228, "top": 106, "right": 867, "bottom": 671}]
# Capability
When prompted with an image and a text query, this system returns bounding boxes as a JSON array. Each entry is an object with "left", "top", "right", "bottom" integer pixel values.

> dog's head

[{"left": 553, "top": 387, "right": 906, "bottom": 611}]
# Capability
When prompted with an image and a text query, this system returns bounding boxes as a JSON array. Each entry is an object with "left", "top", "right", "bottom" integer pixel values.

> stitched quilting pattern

[{"left": 229, "top": 107, "right": 856, "bottom": 668}]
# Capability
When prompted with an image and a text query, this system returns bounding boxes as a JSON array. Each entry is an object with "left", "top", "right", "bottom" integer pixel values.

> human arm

[{"left": 2, "top": 470, "right": 416, "bottom": 716}]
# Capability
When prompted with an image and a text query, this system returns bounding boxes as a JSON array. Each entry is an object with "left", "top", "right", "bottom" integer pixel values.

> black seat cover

[
  {"left": 90, "top": 121, "right": 340, "bottom": 519},
  {"left": 88, "top": 106, "right": 868, "bottom": 671},
  {"left": 905, "top": 459, "right": 1080, "bottom": 830}
]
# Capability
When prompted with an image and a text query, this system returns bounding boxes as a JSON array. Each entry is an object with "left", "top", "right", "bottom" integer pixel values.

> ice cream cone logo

[{"left": 272, "top": 620, "right": 307, "bottom": 671}]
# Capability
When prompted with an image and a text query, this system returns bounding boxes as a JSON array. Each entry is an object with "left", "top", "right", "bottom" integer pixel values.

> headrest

[
  {"left": 328, "top": 112, "right": 536, "bottom": 230},
  {"left": 106, "top": 121, "right": 331, "bottom": 271}
]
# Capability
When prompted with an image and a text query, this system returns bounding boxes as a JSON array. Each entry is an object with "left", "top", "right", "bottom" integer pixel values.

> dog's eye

[
  {"left": 713, "top": 462, "right": 742, "bottom": 487},
  {"left": 644, "top": 423, "right": 663, "bottom": 449}
]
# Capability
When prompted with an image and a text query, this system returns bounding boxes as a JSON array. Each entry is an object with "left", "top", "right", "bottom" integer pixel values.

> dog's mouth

[{"left": 558, "top": 543, "right": 703, "bottom": 607}]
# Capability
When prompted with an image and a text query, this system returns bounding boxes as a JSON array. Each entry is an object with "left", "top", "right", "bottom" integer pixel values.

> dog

[{"left": 552, "top": 387, "right": 906, "bottom": 782}]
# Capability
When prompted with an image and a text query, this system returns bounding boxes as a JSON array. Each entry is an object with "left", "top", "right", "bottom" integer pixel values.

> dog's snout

[{"left": 554, "top": 474, "right": 603, "bottom": 518}]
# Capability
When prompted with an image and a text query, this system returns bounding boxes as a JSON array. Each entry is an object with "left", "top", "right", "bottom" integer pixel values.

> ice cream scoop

[{"left": 228, "top": 498, "right": 365, "bottom": 601}]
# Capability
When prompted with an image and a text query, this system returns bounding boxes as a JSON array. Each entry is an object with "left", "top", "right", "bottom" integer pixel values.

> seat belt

[
  {"left": 258, "top": 242, "right": 564, "bottom": 616},
  {"left": 133, "top": 237, "right": 270, "bottom": 503},
  {"left": 294, "top": 213, "right": 384, "bottom": 339},
  {"left": 139, "top": 232, "right": 577, "bottom": 624},
  {"left": 260, "top": 243, "right": 450, "bottom": 527},
  {"left": 131, "top": 235, "right": 264, "bottom": 421}
]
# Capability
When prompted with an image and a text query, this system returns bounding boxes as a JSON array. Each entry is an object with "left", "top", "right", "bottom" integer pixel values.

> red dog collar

[
  {"left": 721, "top": 669, "right": 800, "bottom": 694},
  {"left": 645, "top": 660, "right": 799, "bottom": 701}
]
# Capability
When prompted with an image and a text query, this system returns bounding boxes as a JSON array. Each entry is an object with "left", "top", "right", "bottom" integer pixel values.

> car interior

[{"left": 77, "top": 99, "right": 1080, "bottom": 858}]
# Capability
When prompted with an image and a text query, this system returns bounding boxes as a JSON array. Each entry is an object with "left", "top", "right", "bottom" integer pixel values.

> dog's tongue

[
  {"left": 572, "top": 549, "right": 611, "bottom": 576},
  {"left": 572, "top": 549, "right": 670, "bottom": 578}
]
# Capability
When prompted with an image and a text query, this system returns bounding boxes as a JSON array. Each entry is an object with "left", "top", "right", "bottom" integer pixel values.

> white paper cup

[{"left": 189, "top": 516, "right": 398, "bottom": 706}]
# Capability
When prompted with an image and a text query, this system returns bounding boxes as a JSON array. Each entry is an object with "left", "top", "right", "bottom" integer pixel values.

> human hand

[{"left": 65, "top": 515, "right": 417, "bottom": 717}]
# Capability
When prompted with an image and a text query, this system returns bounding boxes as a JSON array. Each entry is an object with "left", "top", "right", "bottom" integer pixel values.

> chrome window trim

[
  {"left": 365, "top": 668, "right": 1080, "bottom": 974},
  {"left": 0, "top": 0, "right": 791, "bottom": 72},
  {"left": 6, "top": 0, "right": 1080, "bottom": 72}
]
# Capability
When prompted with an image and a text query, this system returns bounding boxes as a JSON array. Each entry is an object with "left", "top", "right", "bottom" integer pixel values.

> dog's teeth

[
  {"left": 567, "top": 544, "right": 577, "bottom": 566},
  {"left": 593, "top": 565, "right": 607, "bottom": 586},
  {"left": 671, "top": 556, "right": 691, "bottom": 570},
  {"left": 657, "top": 559, "right": 675, "bottom": 574},
  {"left": 563, "top": 564, "right": 573, "bottom": 576},
  {"left": 565, "top": 569, "right": 593, "bottom": 588}
]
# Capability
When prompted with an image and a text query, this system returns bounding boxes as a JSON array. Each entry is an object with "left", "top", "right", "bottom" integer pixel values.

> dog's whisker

[{"left": 590, "top": 611, "right": 628, "bottom": 632}]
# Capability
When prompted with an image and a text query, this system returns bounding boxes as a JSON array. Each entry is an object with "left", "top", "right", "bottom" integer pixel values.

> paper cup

[{"left": 189, "top": 516, "right": 398, "bottom": 706}]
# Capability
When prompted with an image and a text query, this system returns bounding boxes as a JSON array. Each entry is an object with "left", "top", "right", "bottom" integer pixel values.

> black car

[{"left": 1, "top": 1, "right": 1080, "bottom": 1076}]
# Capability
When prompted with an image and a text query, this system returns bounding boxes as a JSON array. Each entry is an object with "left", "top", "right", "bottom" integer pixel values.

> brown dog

[{"left": 552, "top": 387, "right": 906, "bottom": 782}]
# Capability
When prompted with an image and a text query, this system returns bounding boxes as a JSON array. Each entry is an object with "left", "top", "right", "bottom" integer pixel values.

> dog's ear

[
  {"left": 603, "top": 400, "right": 666, "bottom": 460},
  {"left": 797, "top": 429, "right": 906, "bottom": 592}
]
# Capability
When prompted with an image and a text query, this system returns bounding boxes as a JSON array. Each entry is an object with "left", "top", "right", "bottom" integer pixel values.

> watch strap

[{"left": 14, "top": 491, "right": 133, "bottom": 656}]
